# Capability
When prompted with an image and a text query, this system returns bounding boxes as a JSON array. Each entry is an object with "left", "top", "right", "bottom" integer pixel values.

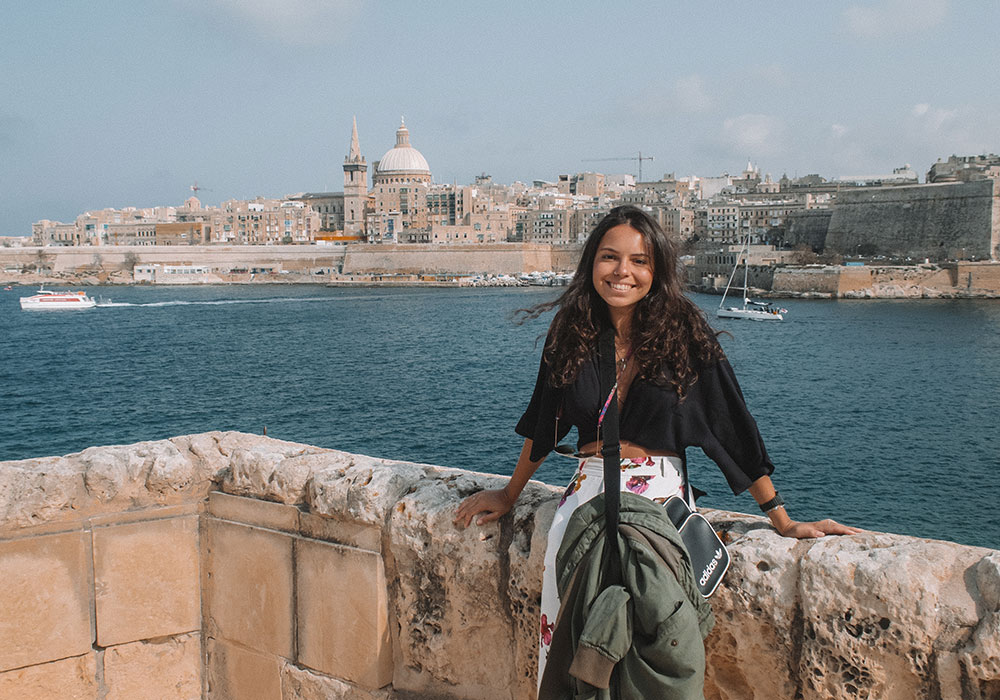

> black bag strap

[{"left": 597, "top": 328, "right": 622, "bottom": 585}]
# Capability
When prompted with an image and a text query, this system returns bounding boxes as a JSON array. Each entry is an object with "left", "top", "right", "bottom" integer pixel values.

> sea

[{"left": 1, "top": 284, "right": 997, "bottom": 550}]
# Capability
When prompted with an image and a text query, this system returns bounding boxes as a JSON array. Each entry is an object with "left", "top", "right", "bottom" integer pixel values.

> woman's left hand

[{"left": 775, "top": 518, "right": 862, "bottom": 539}]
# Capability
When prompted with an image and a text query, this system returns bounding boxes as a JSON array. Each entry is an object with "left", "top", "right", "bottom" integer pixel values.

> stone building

[
  {"left": 927, "top": 153, "right": 1000, "bottom": 183},
  {"left": 343, "top": 117, "right": 367, "bottom": 237},
  {"left": 370, "top": 119, "right": 432, "bottom": 241}
]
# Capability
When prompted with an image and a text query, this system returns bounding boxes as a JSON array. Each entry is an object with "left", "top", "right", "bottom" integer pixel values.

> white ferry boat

[{"left": 19, "top": 287, "right": 97, "bottom": 311}]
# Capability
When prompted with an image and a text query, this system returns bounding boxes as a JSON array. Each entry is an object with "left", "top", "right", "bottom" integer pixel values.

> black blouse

[{"left": 515, "top": 349, "right": 775, "bottom": 495}]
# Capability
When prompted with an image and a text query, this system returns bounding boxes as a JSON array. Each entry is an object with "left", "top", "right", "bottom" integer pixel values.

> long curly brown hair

[{"left": 521, "top": 205, "right": 722, "bottom": 395}]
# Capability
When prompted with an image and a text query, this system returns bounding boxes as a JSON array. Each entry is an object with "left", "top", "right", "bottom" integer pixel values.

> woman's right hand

[{"left": 454, "top": 487, "right": 515, "bottom": 528}]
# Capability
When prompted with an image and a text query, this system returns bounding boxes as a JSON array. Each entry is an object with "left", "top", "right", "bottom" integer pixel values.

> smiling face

[{"left": 591, "top": 223, "right": 654, "bottom": 316}]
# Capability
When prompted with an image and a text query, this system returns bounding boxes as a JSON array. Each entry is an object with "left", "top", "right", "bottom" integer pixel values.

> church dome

[{"left": 376, "top": 119, "right": 430, "bottom": 175}]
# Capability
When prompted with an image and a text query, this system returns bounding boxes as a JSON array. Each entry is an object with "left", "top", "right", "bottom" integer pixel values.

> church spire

[{"left": 346, "top": 116, "right": 364, "bottom": 164}]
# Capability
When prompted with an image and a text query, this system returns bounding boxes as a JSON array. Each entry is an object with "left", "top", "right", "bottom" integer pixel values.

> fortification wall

[
  {"left": 772, "top": 264, "right": 1000, "bottom": 298},
  {"left": 341, "top": 243, "right": 582, "bottom": 276},
  {"left": 0, "top": 243, "right": 583, "bottom": 283},
  {"left": 772, "top": 267, "right": 843, "bottom": 295},
  {"left": 824, "top": 180, "right": 999, "bottom": 261},
  {"left": 1, "top": 433, "right": 997, "bottom": 699},
  {"left": 786, "top": 209, "right": 833, "bottom": 252},
  {"left": 0, "top": 245, "right": 349, "bottom": 274}
]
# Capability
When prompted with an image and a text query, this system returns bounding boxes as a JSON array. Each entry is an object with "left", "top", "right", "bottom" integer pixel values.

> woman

[{"left": 454, "top": 205, "right": 858, "bottom": 684}]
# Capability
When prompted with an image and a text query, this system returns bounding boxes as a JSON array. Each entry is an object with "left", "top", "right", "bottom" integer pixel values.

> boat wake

[{"left": 95, "top": 296, "right": 360, "bottom": 308}]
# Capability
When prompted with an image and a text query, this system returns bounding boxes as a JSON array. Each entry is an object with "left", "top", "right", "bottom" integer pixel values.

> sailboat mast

[{"left": 742, "top": 235, "right": 750, "bottom": 309}]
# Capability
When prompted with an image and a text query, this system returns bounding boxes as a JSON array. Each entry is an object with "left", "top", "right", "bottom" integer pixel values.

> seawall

[
  {"left": 0, "top": 243, "right": 583, "bottom": 285},
  {"left": 772, "top": 262, "right": 1000, "bottom": 298},
  {"left": 1, "top": 433, "right": 998, "bottom": 699}
]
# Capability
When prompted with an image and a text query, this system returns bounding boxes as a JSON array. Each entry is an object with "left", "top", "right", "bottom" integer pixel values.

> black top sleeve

[
  {"left": 514, "top": 353, "right": 570, "bottom": 462},
  {"left": 681, "top": 358, "right": 775, "bottom": 494}
]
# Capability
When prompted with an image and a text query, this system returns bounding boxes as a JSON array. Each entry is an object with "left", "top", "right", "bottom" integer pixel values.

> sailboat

[{"left": 716, "top": 236, "right": 786, "bottom": 321}]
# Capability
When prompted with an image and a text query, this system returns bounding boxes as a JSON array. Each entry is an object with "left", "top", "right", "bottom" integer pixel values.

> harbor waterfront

[{"left": 2, "top": 284, "right": 998, "bottom": 550}]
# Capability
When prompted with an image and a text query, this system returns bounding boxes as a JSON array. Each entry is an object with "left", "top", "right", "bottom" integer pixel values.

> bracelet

[{"left": 758, "top": 492, "right": 784, "bottom": 514}]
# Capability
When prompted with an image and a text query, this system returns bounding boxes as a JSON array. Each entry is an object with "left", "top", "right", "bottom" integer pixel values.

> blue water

[{"left": 1, "top": 285, "right": 997, "bottom": 549}]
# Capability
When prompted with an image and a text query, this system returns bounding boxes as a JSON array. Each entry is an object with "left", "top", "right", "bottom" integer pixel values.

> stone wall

[
  {"left": 772, "top": 263, "right": 1000, "bottom": 298},
  {"left": 1, "top": 432, "right": 998, "bottom": 699},
  {"left": 824, "top": 180, "right": 1000, "bottom": 261},
  {"left": 342, "top": 243, "right": 581, "bottom": 276},
  {"left": 0, "top": 243, "right": 583, "bottom": 283}
]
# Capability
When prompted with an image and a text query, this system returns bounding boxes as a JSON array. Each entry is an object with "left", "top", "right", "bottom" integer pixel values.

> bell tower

[{"left": 343, "top": 116, "right": 367, "bottom": 236}]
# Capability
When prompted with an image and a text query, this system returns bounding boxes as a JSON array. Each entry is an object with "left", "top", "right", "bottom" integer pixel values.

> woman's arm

[
  {"left": 454, "top": 438, "right": 545, "bottom": 528},
  {"left": 748, "top": 475, "right": 862, "bottom": 538}
]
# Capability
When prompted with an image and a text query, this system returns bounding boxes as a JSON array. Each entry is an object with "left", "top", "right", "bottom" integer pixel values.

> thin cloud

[
  {"left": 176, "top": 0, "right": 364, "bottom": 46},
  {"left": 843, "top": 0, "right": 948, "bottom": 39},
  {"left": 673, "top": 75, "right": 713, "bottom": 113},
  {"left": 910, "top": 102, "right": 959, "bottom": 133},
  {"left": 720, "top": 113, "right": 786, "bottom": 157}
]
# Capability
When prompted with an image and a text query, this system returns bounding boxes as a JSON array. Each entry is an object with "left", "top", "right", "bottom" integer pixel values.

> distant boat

[
  {"left": 716, "top": 237, "right": 786, "bottom": 321},
  {"left": 19, "top": 287, "right": 97, "bottom": 311}
]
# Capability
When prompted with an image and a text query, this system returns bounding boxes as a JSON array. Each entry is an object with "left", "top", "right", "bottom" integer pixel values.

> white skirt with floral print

[{"left": 537, "top": 454, "right": 685, "bottom": 688}]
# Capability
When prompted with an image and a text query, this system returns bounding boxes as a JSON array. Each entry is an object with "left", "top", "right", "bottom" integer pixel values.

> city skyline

[{"left": 2, "top": 0, "right": 999, "bottom": 236}]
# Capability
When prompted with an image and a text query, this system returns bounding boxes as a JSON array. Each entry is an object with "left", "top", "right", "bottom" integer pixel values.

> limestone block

[
  {"left": 170, "top": 431, "right": 232, "bottom": 476},
  {"left": 0, "top": 653, "right": 97, "bottom": 699},
  {"left": 80, "top": 440, "right": 198, "bottom": 504},
  {"left": 203, "top": 518, "right": 294, "bottom": 658},
  {"left": 223, "top": 437, "right": 334, "bottom": 504},
  {"left": 976, "top": 551, "right": 1000, "bottom": 611},
  {"left": 103, "top": 632, "right": 201, "bottom": 700},
  {"left": 0, "top": 531, "right": 92, "bottom": 671},
  {"left": 797, "top": 533, "right": 986, "bottom": 699},
  {"left": 702, "top": 513, "right": 803, "bottom": 700},
  {"left": 299, "top": 511, "right": 381, "bottom": 552},
  {"left": 0, "top": 456, "right": 86, "bottom": 530},
  {"left": 388, "top": 469, "right": 518, "bottom": 698},
  {"left": 505, "top": 482, "right": 558, "bottom": 697},
  {"left": 309, "top": 456, "right": 431, "bottom": 526},
  {"left": 93, "top": 516, "right": 200, "bottom": 646},
  {"left": 207, "top": 638, "right": 282, "bottom": 700},
  {"left": 209, "top": 491, "right": 300, "bottom": 532},
  {"left": 281, "top": 662, "right": 393, "bottom": 700},
  {"left": 296, "top": 538, "right": 392, "bottom": 689}
]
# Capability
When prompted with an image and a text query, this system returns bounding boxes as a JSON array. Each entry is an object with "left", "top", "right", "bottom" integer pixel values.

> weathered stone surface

[
  {"left": 505, "top": 482, "right": 558, "bottom": 697},
  {"left": 0, "top": 653, "right": 97, "bottom": 699},
  {"left": 224, "top": 443, "right": 334, "bottom": 504},
  {"left": 0, "top": 431, "right": 245, "bottom": 532},
  {"left": 207, "top": 637, "right": 282, "bottom": 700},
  {"left": 703, "top": 512, "right": 803, "bottom": 700},
  {"left": 699, "top": 510, "right": 1000, "bottom": 700},
  {"left": 296, "top": 539, "right": 392, "bottom": 689},
  {"left": 0, "top": 531, "right": 92, "bottom": 671},
  {"left": 388, "top": 469, "right": 520, "bottom": 699},
  {"left": 1, "top": 434, "right": 998, "bottom": 700},
  {"left": 796, "top": 534, "right": 986, "bottom": 699},
  {"left": 203, "top": 518, "right": 294, "bottom": 658},
  {"left": 0, "top": 455, "right": 87, "bottom": 530},
  {"left": 94, "top": 515, "right": 200, "bottom": 646},
  {"left": 282, "top": 660, "right": 393, "bottom": 699},
  {"left": 103, "top": 633, "right": 201, "bottom": 700},
  {"left": 309, "top": 456, "right": 431, "bottom": 526}
]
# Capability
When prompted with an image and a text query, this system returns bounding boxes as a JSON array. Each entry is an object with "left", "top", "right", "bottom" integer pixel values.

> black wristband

[{"left": 758, "top": 492, "right": 784, "bottom": 513}]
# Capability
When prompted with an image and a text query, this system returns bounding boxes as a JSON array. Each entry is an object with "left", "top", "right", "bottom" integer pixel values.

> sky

[{"left": 2, "top": 0, "right": 998, "bottom": 236}]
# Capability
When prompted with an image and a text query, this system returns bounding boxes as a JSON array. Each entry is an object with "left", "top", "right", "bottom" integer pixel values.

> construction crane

[{"left": 582, "top": 152, "right": 655, "bottom": 182}]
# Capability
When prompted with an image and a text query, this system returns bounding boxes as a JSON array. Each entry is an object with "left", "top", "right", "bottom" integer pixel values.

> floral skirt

[{"left": 537, "top": 454, "right": 685, "bottom": 687}]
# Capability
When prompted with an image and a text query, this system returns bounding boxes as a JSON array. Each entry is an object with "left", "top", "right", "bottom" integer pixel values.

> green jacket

[{"left": 538, "top": 493, "right": 714, "bottom": 700}]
